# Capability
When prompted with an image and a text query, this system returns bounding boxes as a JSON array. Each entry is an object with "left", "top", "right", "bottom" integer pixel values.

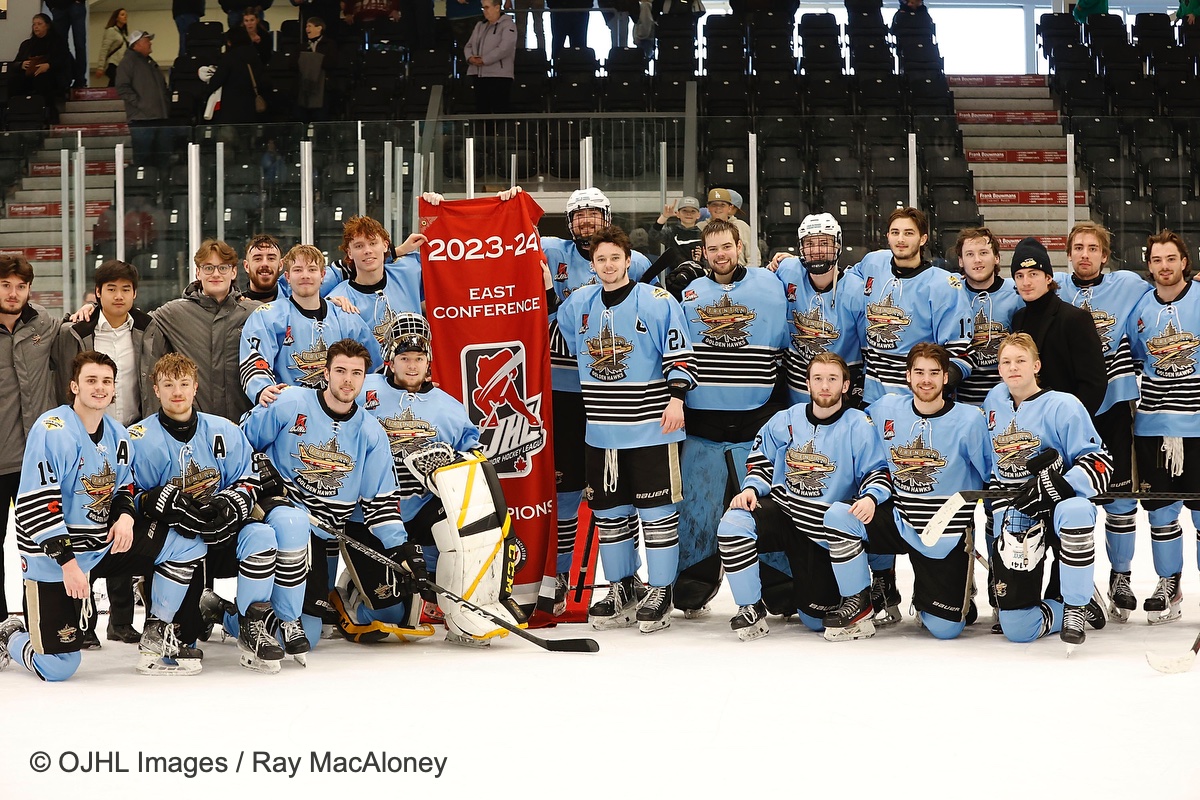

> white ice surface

[{"left": 3, "top": 507, "right": 1200, "bottom": 799}]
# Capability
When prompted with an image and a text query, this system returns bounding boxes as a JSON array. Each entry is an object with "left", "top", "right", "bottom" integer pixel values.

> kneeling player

[
  {"left": 716, "top": 353, "right": 892, "bottom": 641},
  {"left": 984, "top": 334, "right": 1109, "bottom": 651},
  {"left": 0, "top": 353, "right": 205, "bottom": 678},
  {"left": 346, "top": 313, "right": 519, "bottom": 646},
  {"left": 133, "top": 354, "right": 311, "bottom": 673},
  {"left": 826, "top": 343, "right": 990, "bottom": 638}
]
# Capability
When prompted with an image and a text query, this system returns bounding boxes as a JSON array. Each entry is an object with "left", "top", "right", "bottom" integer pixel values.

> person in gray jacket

[
  {"left": 464, "top": 0, "right": 518, "bottom": 115},
  {"left": 114, "top": 30, "right": 171, "bottom": 166},
  {"left": 140, "top": 239, "right": 260, "bottom": 423},
  {"left": 0, "top": 255, "right": 60, "bottom": 619}
]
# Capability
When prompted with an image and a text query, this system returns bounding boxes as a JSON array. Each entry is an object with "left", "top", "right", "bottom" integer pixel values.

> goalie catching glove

[{"left": 1013, "top": 448, "right": 1074, "bottom": 520}]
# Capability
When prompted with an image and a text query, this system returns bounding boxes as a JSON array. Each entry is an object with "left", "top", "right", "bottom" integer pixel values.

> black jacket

[{"left": 1011, "top": 289, "right": 1108, "bottom": 416}]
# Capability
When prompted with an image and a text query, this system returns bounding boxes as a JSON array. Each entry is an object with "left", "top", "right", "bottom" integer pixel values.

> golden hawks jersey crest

[
  {"left": 291, "top": 333, "right": 330, "bottom": 388},
  {"left": 693, "top": 293, "right": 756, "bottom": 349},
  {"left": 970, "top": 307, "right": 1008, "bottom": 367},
  {"left": 992, "top": 419, "right": 1041, "bottom": 480},
  {"left": 1147, "top": 320, "right": 1200, "bottom": 379},
  {"left": 585, "top": 323, "right": 634, "bottom": 381},
  {"left": 784, "top": 440, "right": 836, "bottom": 497},
  {"left": 865, "top": 292, "right": 911, "bottom": 351},
  {"left": 791, "top": 307, "right": 839, "bottom": 358},
  {"left": 1080, "top": 300, "right": 1117, "bottom": 349},
  {"left": 292, "top": 437, "right": 355, "bottom": 497},
  {"left": 170, "top": 459, "right": 222, "bottom": 502},
  {"left": 889, "top": 433, "right": 946, "bottom": 494},
  {"left": 379, "top": 407, "right": 438, "bottom": 458},
  {"left": 77, "top": 459, "right": 116, "bottom": 524}
]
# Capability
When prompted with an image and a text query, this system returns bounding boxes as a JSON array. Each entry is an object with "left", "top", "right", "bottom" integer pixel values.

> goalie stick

[
  {"left": 919, "top": 490, "right": 1200, "bottom": 547},
  {"left": 308, "top": 516, "right": 600, "bottom": 653},
  {"left": 1147, "top": 631, "right": 1200, "bottom": 675}
]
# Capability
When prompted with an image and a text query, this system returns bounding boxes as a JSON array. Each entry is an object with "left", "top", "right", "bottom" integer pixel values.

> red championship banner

[{"left": 419, "top": 193, "right": 558, "bottom": 623}]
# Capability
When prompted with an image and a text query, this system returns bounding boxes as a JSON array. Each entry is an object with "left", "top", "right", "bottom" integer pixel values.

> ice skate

[
  {"left": 0, "top": 616, "right": 27, "bottom": 670},
  {"left": 588, "top": 575, "right": 642, "bottom": 630},
  {"left": 1084, "top": 584, "right": 1107, "bottom": 631},
  {"left": 1144, "top": 573, "right": 1182, "bottom": 625},
  {"left": 199, "top": 589, "right": 236, "bottom": 642},
  {"left": 682, "top": 604, "right": 711, "bottom": 620},
  {"left": 823, "top": 587, "right": 876, "bottom": 641},
  {"left": 137, "top": 617, "right": 202, "bottom": 676},
  {"left": 237, "top": 602, "right": 284, "bottom": 674},
  {"left": 636, "top": 585, "right": 674, "bottom": 634},
  {"left": 552, "top": 572, "right": 569, "bottom": 617},
  {"left": 730, "top": 600, "right": 769, "bottom": 641},
  {"left": 1106, "top": 570, "right": 1136, "bottom": 622},
  {"left": 279, "top": 618, "right": 310, "bottom": 666},
  {"left": 1061, "top": 603, "right": 1087, "bottom": 655},
  {"left": 869, "top": 568, "right": 903, "bottom": 627}
]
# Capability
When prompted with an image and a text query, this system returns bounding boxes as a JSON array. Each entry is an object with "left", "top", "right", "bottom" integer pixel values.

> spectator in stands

[
  {"left": 174, "top": 0, "right": 206, "bottom": 56},
  {"left": 448, "top": 0, "right": 485, "bottom": 54},
  {"left": 115, "top": 31, "right": 172, "bottom": 166},
  {"left": 221, "top": 1, "right": 274, "bottom": 31},
  {"left": 344, "top": 0, "right": 401, "bottom": 28},
  {"left": 95, "top": 9, "right": 130, "bottom": 88},
  {"left": 289, "top": 0, "right": 344, "bottom": 43},
  {"left": 465, "top": 0, "right": 518, "bottom": 115},
  {"left": 700, "top": 188, "right": 751, "bottom": 265},
  {"left": 207, "top": 27, "right": 272, "bottom": 125},
  {"left": 296, "top": 16, "right": 338, "bottom": 123},
  {"left": 1071, "top": 0, "right": 1108, "bottom": 24},
  {"left": 242, "top": 8, "right": 275, "bottom": 65},
  {"left": 547, "top": 0, "right": 591, "bottom": 54},
  {"left": 599, "top": 0, "right": 637, "bottom": 49},
  {"left": 1180, "top": 0, "right": 1200, "bottom": 45},
  {"left": 890, "top": 0, "right": 934, "bottom": 33},
  {"left": 510, "top": 0, "right": 547, "bottom": 52},
  {"left": 650, "top": 196, "right": 704, "bottom": 261},
  {"left": 11, "top": 14, "right": 71, "bottom": 120},
  {"left": 45, "top": 0, "right": 88, "bottom": 88},
  {"left": 399, "top": 1, "right": 437, "bottom": 50}
]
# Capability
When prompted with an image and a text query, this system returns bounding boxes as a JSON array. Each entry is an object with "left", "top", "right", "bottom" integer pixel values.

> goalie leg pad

[
  {"left": 429, "top": 454, "right": 519, "bottom": 639},
  {"left": 329, "top": 573, "right": 434, "bottom": 643}
]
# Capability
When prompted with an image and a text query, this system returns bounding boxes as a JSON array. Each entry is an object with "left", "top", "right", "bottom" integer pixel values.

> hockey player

[
  {"left": 350, "top": 313, "right": 519, "bottom": 645},
  {"left": 670, "top": 219, "right": 789, "bottom": 616},
  {"left": 984, "top": 333, "right": 1110, "bottom": 650},
  {"left": 241, "top": 338, "right": 421, "bottom": 649},
  {"left": 955, "top": 227, "right": 1023, "bottom": 406},
  {"left": 830, "top": 343, "right": 991, "bottom": 638},
  {"left": 2, "top": 352, "right": 206, "bottom": 679},
  {"left": 540, "top": 187, "right": 652, "bottom": 614},
  {"left": 242, "top": 234, "right": 287, "bottom": 303},
  {"left": 716, "top": 352, "right": 892, "bottom": 641},
  {"left": 769, "top": 213, "right": 867, "bottom": 405},
  {"left": 850, "top": 207, "right": 973, "bottom": 403},
  {"left": 1052, "top": 222, "right": 1150, "bottom": 621},
  {"left": 132, "top": 353, "right": 311, "bottom": 673},
  {"left": 239, "top": 244, "right": 382, "bottom": 407},
  {"left": 550, "top": 225, "right": 697, "bottom": 632},
  {"left": 1125, "top": 230, "right": 1200, "bottom": 624},
  {"left": 327, "top": 215, "right": 428, "bottom": 361}
]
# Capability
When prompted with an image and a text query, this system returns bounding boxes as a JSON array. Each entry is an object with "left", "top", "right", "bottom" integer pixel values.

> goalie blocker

[{"left": 404, "top": 443, "right": 523, "bottom": 645}]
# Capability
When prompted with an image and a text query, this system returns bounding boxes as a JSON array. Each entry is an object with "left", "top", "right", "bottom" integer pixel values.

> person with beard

[
  {"left": 1050, "top": 222, "right": 1151, "bottom": 621},
  {"left": 0, "top": 255, "right": 59, "bottom": 621},
  {"left": 1125, "top": 231, "right": 1200, "bottom": 625},
  {"left": 715, "top": 352, "right": 892, "bottom": 641},
  {"left": 824, "top": 343, "right": 991, "bottom": 639},
  {"left": 241, "top": 234, "right": 285, "bottom": 303},
  {"left": 239, "top": 244, "right": 380, "bottom": 406},
  {"left": 140, "top": 239, "right": 261, "bottom": 422},
  {"left": 851, "top": 207, "right": 973, "bottom": 404}
]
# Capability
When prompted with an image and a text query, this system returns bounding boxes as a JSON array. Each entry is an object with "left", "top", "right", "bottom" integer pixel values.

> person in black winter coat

[
  {"left": 11, "top": 14, "right": 71, "bottom": 119},
  {"left": 208, "top": 27, "right": 272, "bottom": 125},
  {"left": 1009, "top": 236, "right": 1108, "bottom": 416}
]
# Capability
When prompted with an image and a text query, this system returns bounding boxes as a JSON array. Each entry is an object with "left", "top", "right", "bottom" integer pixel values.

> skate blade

[
  {"left": 136, "top": 654, "right": 202, "bottom": 676},
  {"left": 320, "top": 624, "right": 339, "bottom": 640},
  {"left": 445, "top": 631, "right": 491, "bottom": 648},
  {"left": 589, "top": 611, "right": 637, "bottom": 630},
  {"left": 735, "top": 622, "right": 770, "bottom": 642},
  {"left": 638, "top": 617, "right": 672, "bottom": 634},
  {"left": 823, "top": 619, "right": 876, "bottom": 641},
  {"left": 872, "top": 605, "right": 903, "bottom": 628},
  {"left": 1107, "top": 603, "right": 1131, "bottom": 623},
  {"left": 290, "top": 652, "right": 307, "bottom": 667},
  {"left": 1147, "top": 608, "right": 1183, "bottom": 626},
  {"left": 238, "top": 652, "right": 282, "bottom": 674},
  {"left": 1146, "top": 649, "right": 1198, "bottom": 674},
  {"left": 1065, "top": 642, "right": 1077, "bottom": 657},
  {"left": 682, "top": 605, "right": 711, "bottom": 620}
]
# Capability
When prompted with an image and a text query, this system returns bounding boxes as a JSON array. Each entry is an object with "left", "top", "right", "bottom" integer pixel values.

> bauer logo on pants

[{"left": 462, "top": 342, "right": 546, "bottom": 477}]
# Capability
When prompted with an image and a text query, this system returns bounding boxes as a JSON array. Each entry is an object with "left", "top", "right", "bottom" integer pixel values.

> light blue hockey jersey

[
  {"left": 550, "top": 282, "right": 697, "bottom": 449},
  {"left": 679, "top": 268, "right": 789, "bottom": 411},
  {"left": 958, "top": 276, "right": 1024, "bottom": 406},
  {"left": 241, "top": 386, "right": 405, "bottom": 546},
  {"left": 774, "top": 259, "right": 867, "bottom": 403},
  {"left": 239, "top": 297, "right": 384, "bottom": 403},
  {"left": 1127, "top": 280, "right": 1200, "bottom": 438},
  {"left": 128, "top": 411, "right": 257, "bottom": 510},
  {"left": 1055, "top": 270, "right": 1150, "bottom": 413},
  {"left": 327, "top": 253, "right": 424, "bottom": 359},
  {"left": 15, "top": 407, "right": 134, "bottom": 581},
  {"left": 358, "top": 374, "right": 482, "bottom": 521}
]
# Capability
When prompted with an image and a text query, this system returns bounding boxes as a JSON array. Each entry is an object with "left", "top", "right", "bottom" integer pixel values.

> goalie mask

[
  {"left": 566, "top": 188, "right": 612, "bottom": 249},
  {"left": 798, "top": 213, "right": 843, "bottom": 275},
  {"left": 386, "top": 312, "right": 432, "bottom": 362}
]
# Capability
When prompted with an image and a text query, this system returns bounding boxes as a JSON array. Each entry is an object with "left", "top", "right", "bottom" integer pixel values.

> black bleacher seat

[
  {"left": 705, "top": 77, "right": 750, "bottom": 116},
  {"left": 804, "top": 72, "right": 852, "bottom": 114},
  {"left": 848, "top": 37, "right": 894, "bottom": 73},
  {"left": 187, "top": 21, "right": 225, "bottom": 51},
  {"left": 815, "top": 151, "right": 863, "bottom": 190},
  {"left": 1164, "top": 201, "right": 1200, "bottom": 239},
  {"left": 1083, "top": 14, "right": 1128, "bottom": 47},
  {"left": 1055, "top": 74, "right": 1106, "bottom": 116},
  {"left": 1037, "top": 13, "right": 1081, "bottom": 53},
  {"left": 658, "top": 39, "right": 699, "bottom": 75},
  {"left": 1107, "top": 75, "right": 1159, "bottom": 115},
  {"left": 752, "top": 74, "right": 799, "bottom": 115},
  {"left": 1134, "top": 13, "right": 1176, "bottom": 53},
  {"left": 278, "top": 19, "right": 302, "bottom": 48},
  {"left": 124, "top": 165, "right": 162, "bottom": 205},
  {"left": 895, "top": 35, "right": 944, "bottom": 72},
  {"left": 5, "top": 96, "right": 47, "bottom": 131},
  {"left": 855, "top": 72, "right": 902, "bottom": 115},
  {"left": 1046, "top": 41, "right": 1092, "bottom": 74},
  {"left": 707, "top": 145, "right": 751, "bottom": 194},
  {"left": 1145, "top": 155, "right": 1194, "bottom": 192},
  {"left": 260, "top": 206, "right": 302, "bottom": 242},
  {"left": 763, "top": 185, "right": 809, "bottom": 228},
  {"left": 708, "top": 116, "right": 754, "bottom": 148},
  {"left": 760, "top": 145, "right": 805, "bottom": 185},
  {"left": 861, "top": 115, "right": 907, "bottom": 147},
  {"left": 652, "top": 72, "right": 692, "bottom": 112},
  {"left": 751, "top": 38, "right": 799, "bottom": 74}
]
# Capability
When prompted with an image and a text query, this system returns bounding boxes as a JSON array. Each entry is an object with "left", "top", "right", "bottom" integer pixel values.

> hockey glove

[
  {"left": 196, "top": 492, "right": 249, "bottom": 546},
  {"left": 252, "top": 452, "right": 288, "bottom": 499},
  {"left": 664, "top": 261, "right": 708, "bottom": 300},
  {"left": 1013, "top": 448, "right": 1074, "bottom": 520},
  {"left": 141, "top": 484, "right": 204, "bottom": 526},
  {"left": 388, "top": 541, "right": 435, "bottom": 603}
]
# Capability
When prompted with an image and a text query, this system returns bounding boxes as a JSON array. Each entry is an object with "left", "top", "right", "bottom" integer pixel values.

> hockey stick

[
  {"left": 1147, "top": 631, "right": 1200, "bottom": 674},
  {"left": 309, "top": 517, "right": 599, "bottom": 653},
  {"left": 572, "top": 510, "right": 598, "bottom": 605},
  {"left": 920, "top": 490, "right": 1200, "bottom": 547}
]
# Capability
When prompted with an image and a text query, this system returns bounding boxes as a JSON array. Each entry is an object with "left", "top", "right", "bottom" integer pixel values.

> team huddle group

[{"left": 0, "top": 183, "right": 1194, "bottom": 680}]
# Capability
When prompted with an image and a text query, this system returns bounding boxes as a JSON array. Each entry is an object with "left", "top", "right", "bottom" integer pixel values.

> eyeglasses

[{"left": 197, "top": 263, "right": 235, "bottom": 275}]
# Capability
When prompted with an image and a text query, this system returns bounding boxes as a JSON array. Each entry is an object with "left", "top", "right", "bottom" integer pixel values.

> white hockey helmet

[
  {"left": 387, "top": 312, "right": 432, "bottom": 362},
  {"left": 566, "top": 187, "right": 612, "bottom": 245},
  {"left": 797, "top": 212, "right": 843, "bottom": 274}
]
